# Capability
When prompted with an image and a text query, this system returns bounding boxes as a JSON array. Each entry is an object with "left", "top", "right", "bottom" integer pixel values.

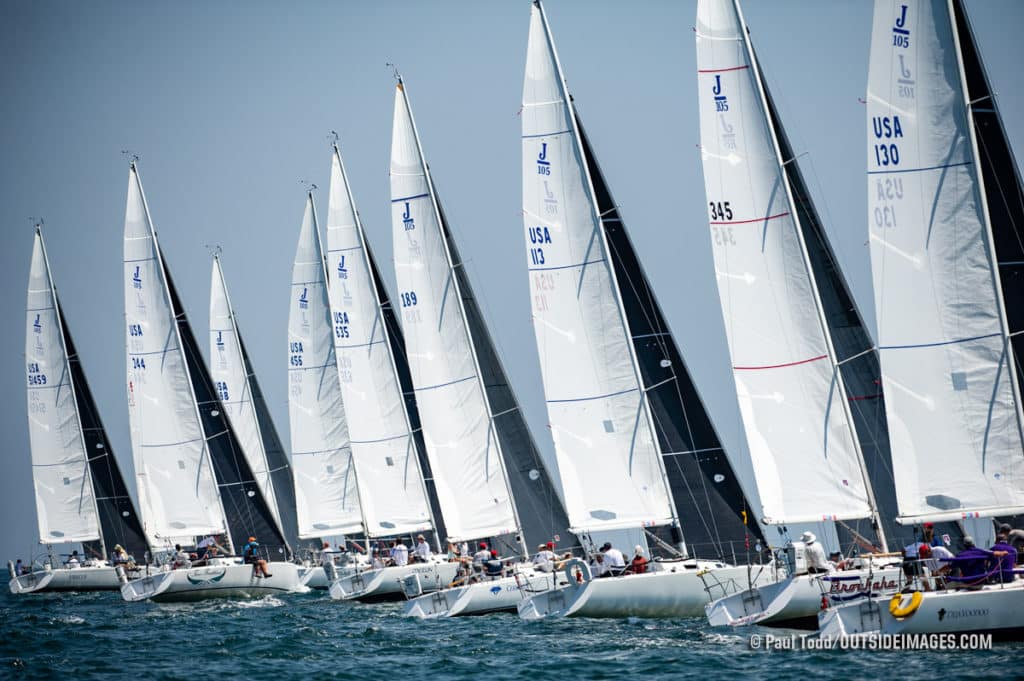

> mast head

[{"left": 386, "top": 61, "right": 403, "bottom": 87}]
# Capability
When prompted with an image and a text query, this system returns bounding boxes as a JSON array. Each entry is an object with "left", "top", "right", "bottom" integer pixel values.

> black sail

[
  {"left": 366, "top": 243, "right": 449, "bottom": 547},
  {"left": 62, "top": 307, "right": 150, "bottom": 562},
  {"left": 758, "top": 64, "right": 911, "bottom": 549},
  {"left": 239, "top": 335, "right": 300, "bottom": 552},
  {"left": 433, "top": 197, "right": 576, "bottom": 553},
  {"left": 164, "top": 261, "right": 289, "bottom": 558},
  {"left": 574, "top": 112, "right": 765, "bottom": 560}
]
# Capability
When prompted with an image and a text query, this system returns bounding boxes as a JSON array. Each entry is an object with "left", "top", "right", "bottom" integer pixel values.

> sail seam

[
  {"left": 710, "top": 211, "right": 790, "bottom": 226},
  {"left": 879, "top": 331, "right": 1001, "bottom": 350},
  {"left": 733, "top": 354, "right": 827, "bottom": 370},
  {"left": 547, "top": 386, "right": 638, "bottom": 404},
  {"left": 867, "top": 160, "right": 973, "bottom": 175},
  {"left": 528, "top": 257, "right": 605, "bottom": 272}
]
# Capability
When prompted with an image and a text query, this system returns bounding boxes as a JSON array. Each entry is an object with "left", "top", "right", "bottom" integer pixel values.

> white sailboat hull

[
  {"left": 9, "top": 566, "right": 121, "bottom": 594},
  {"left": 819, "top": 581, "right": 1024, "bottom": 640},
  {"left": 329, "top": 561, "right": 460, "bottom": 602},
  {"left": 705, "top": 566, "right": 903, "bottom": 629},
  {"left": 120, "top": 561, "right": 301, "bottom": 602},
  {"left": 402, "top": 568, "right": 566, "bottom": 618},
  {"left": 517, "top": 561, "right": 765, "bottom": 620}
]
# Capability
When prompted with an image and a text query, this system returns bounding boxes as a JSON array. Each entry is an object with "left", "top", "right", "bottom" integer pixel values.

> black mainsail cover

[
  {"left": 63, "top": 307, "right": 150, "bottom": 562},
  {"left": 164, "top": 262, "right": 289, "bottom": 558},
  {"left": 574, "top": 112, "right": 765, "bottom": 560}
]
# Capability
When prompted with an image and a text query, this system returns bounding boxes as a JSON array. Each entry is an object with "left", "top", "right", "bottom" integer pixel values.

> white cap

[{"left": 801, "top": 531, "right": 816, "bottom": 544}]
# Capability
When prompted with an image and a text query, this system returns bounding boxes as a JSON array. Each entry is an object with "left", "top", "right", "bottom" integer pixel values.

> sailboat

[
  {"left": 10, "top": 226, "right": 151, "bottom": 594},
  {"left": 696, "top": 0, "right": 906, "bottom": 629},
  {"left": 318, "top": 141, "right": 458, "bottom": 602},
  {"left": 514, "top": 0, "right": 770, "bottom": 621},
  {"left": 337, "top": 74, "right": 573, "bottom": 613},
  {"left": 820, "top": 0, "right": 1024, "bottom": 639},
  {"left": 287, "top": 190, "right": 369, "bottom": 590},
  {"left": 209, "top": 255, "right": 299, "bottom": 554},
  {"left": 118, "top": 162, "right": 300, "bottom": 601}
]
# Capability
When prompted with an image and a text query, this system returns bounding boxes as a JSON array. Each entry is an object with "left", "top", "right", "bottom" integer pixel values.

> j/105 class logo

[
  {"left": 298, "top": 287, "right": 309, "bottom": 310},
  {"left": 537, "top": 142, "right": 551, "bottom": 175},
  {"left": 713, "top": 75, "right": 729, "bottom": 112},
  {"left": 337, "top": 255, "right": 348, "bottom": 280},
  {"left": 892, "top": 5, "right": 910, "bottom": 48},
  {"left": 132, "top": 265, "right": 142, "bottom": 289},
  {"left": 402, "top": 202, "right": 416, "bottom": 231}
]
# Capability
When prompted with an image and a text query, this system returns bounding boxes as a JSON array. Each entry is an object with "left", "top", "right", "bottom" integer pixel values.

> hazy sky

[{"left": 2, "top": 0, "right": 1021, "bottom": 563}]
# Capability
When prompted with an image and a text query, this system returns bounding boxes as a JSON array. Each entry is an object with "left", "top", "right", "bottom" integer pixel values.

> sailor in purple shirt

[
  {"left": 989, "top": 533, "right": 1017, "bottom": 584},
  {"left": 952, "top": 536, "right": 995, "bottom": 584}
]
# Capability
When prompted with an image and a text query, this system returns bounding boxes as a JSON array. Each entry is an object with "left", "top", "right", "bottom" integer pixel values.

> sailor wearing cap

[{"left": 413, "top": 535, "right": 432, "bottom": 563}]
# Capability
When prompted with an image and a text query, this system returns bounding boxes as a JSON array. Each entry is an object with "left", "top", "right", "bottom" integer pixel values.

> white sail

[
  {"left": 25, "top": 229, "right": 101, "bottom": 544},
  {"left": 695, "top": 0, "right": 875, "bottom": 525},
  {"left": 521, "top": 3, "right": 676, "bottom": 533},
  {"left": 209, "top": 256, "right": 286, "bottom": 537},
  {"left": 326, "top": 144, "right": 434, "bottom": 537},
  {"left": 867, "top": 0, "right": 1024, "bottom": 523},
  {"left": 390, "top": 81, "right": 518, "bottom": 541},
  {"left": 287, "top": 193, "right": 363, "bottom": 538},
  {"left": 123, "top": 163, "right": 227, "bottom": 546}
]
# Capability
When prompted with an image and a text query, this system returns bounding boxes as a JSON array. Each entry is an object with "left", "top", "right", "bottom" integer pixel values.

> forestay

[
  {"left": 123, "top": 163, "right": 227, "bottom": 546},
  {"left": 391, "top": 81, "right": 519, "bottom": 542},
  {"left": 26, "top": 230, "right": 100, "bottom": 545},
  {"left": 522, "top": 2, "right": 676, "bottom": 534},
  {"left": 210, "top": 256, "right": 290, "bottom": 545},
  {"left": 326, "top": 144, "right": 434, "bottom": 538},
  {"left": 867, "top": 0, "right": 1024, "bottom": 522},
  {"left": 696, "top": 0, "right": 874, "bottom": 525},
  {"left": 288, "top": 194, "right": 363, "bottom": 538}
]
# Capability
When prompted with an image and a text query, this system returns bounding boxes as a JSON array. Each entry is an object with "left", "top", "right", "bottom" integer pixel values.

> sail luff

[
  {"left": 27, "top": 228, "right": 102, "bottom": 548},
  {"left": 946, "top": 0, "right": 1024, "bottom": 444}
]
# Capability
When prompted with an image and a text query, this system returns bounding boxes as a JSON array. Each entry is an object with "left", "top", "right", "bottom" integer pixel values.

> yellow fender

[{"left": 889, "top": 591, "right": 923, "bottom": 618}]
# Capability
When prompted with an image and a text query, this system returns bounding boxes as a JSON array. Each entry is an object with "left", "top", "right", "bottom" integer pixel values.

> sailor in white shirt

[
  {"left": 472, "top": 542, "right": 492, "bottom": 569},
  {"left": 801, "top": 532, "right": 832, "bottom": 574},
  {"left": 390, "top": 540, "right": 409, "bottom": 567},
  {"left": 531, "top": 544, "right": 556, "bottom": 572},
  {"left": 320, "top": 541, "right": 337, "bottom": 567},
  {"left": 413, "top": 535, "right": 432, "bottom": 563},
  {"left": 600, "top": 542, "right": 626, "bottom": 575}
]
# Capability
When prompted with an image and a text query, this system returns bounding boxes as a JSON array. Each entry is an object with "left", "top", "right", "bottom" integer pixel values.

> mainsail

[
  {"left": 288, "top": 193, "right": 363, "bottom": 539},
  {"left": 696, "top": 0, "right": 885, "bottom": 539},
  {"left": 124, "top": 162, "right": 227, "bottom": 548},
  {"left": 124, "top": 163, "right": 288, "bottom": 555},
  {"left": 210, "top": 255, "right": 298, "bottom": 550},
  {"left": 524, "top": 0, "right": 761, "bottom": 557},
  {"left": 866, "top": 0, "right": 1024, "bottom": 523},
  {"left": 26, "top": 229, "right": 99, "bottom": 551},
  {"left": 391, "top": 78, "right": 570, "bottom": 549},
  {"left": 325, "top": 143, "right": 437, "bottom": 540}
]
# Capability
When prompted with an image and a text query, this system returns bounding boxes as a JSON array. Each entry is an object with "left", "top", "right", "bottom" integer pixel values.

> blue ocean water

[{"left": 2, "top": 590, "right": 1021, "bottom": 680}]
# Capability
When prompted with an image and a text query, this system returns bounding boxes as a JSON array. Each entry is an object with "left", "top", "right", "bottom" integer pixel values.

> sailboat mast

[
  {"left": 37, "top": 225, "right": 106, "bottom": 560},
  {"left": 947, "top": 0, "right": 1024, "bottom": 445},
  {"left": 333, "top": 143, "right": 443, "bottom": 553},
  {"left": 731, "top": 0, "right": 888, "bottom": 551},
  {"left": 396, "top": 79, "right": 528, "bottom": 558},
  {"left": 133, "top": 161, "right": 234, "bottom": 554},
  {"left": 535, "top": 0, "right": 687, "bottom": 553}
]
